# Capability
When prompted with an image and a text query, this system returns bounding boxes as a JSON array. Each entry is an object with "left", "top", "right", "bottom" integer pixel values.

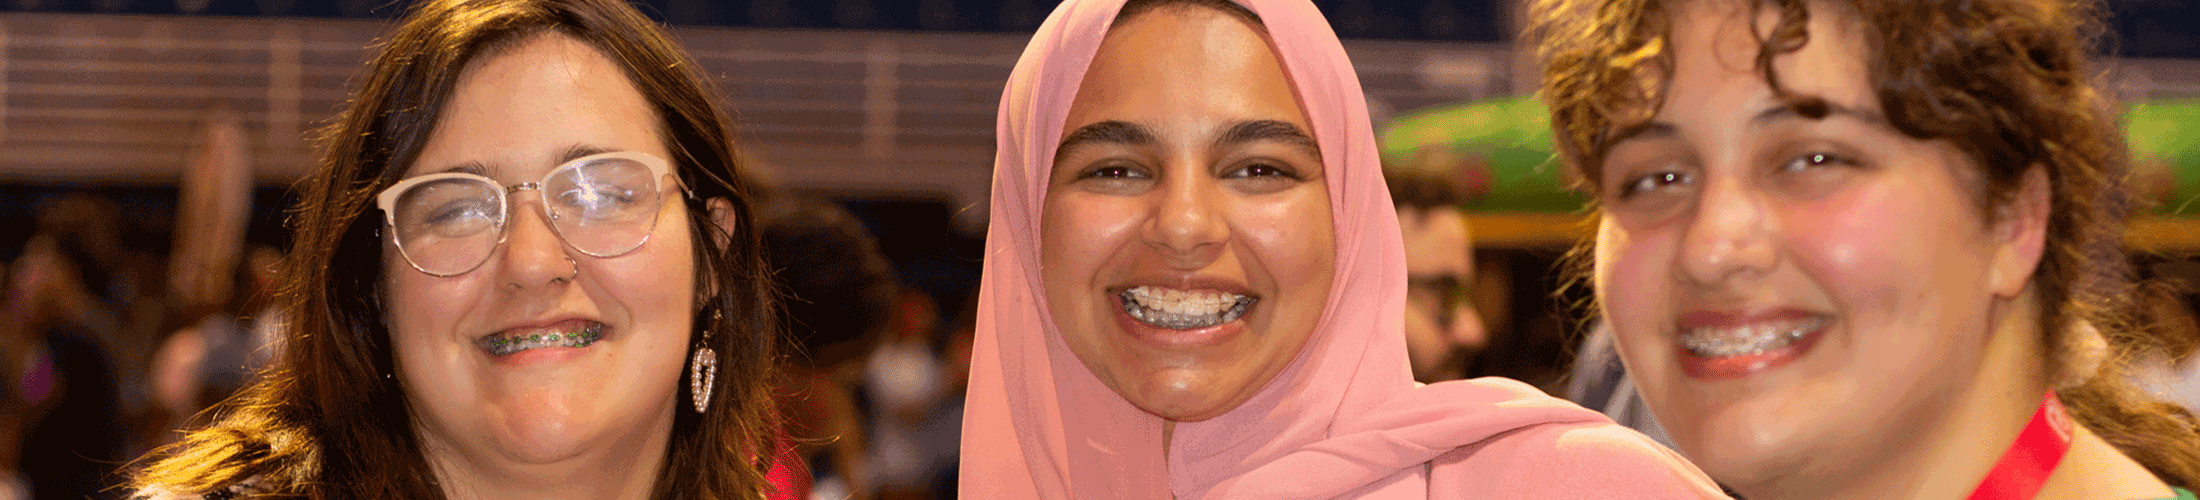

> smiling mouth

[
  {"left": 1678, "top": 315, "right": 1829, "bottom": 358},
  {"left": 477, "top": 321, "right": 606, "bottom": 356},
  {"left": 1119, "top": 286, "right": 1255, "bottom": 330}
]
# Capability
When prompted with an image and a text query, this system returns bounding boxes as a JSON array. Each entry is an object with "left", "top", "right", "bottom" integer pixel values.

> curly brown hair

[
  {"left": 1534, "top": 0, "right": 2200, "bottom": 489},
  {"left": 125, "top": 0, "right": 785, "bottom": 498}
]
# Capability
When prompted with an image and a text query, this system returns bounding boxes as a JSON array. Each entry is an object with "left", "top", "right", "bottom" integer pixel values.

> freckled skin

[{"left": 1040, "top": 8, "right": 1335, "bottom": 422}]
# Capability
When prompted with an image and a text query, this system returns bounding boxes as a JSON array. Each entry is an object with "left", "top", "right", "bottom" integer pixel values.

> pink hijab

[{"left": 959, "top": 0, "right": 1726, "bottom": 498}]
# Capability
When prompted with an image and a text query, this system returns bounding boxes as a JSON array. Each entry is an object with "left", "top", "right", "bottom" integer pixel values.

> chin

[
  {"left": 1120, "top": 369, "right": 1250, "bottom": 422},
  {"left": 1671, "top": 395, "right": 1826, "bottom": 489},
  {"left": 486, "top": 395, "right": 605, "bottom": 462}
]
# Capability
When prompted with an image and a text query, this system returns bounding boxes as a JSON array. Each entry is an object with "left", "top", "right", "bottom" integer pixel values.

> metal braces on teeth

[
  {"left": 479, "top": 322, "right": 606, "bottom": 356},
  {"left": 1120, "top": 290, "right": 1256, "bottom": 330},
  {"left": 1680, "top": 317, "right": 1827, "bottom": 357}
]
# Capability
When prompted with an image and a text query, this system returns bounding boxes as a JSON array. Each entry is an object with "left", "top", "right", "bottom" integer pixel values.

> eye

[
  {"left": 1618, "top": 170, "right": 1693, "bottom": 200},
  {"left": 1226, "top": 162, "right": 1301, "bottom": 179},
  {"left": 1083, "top": 165, "right": 1144, "bottom": 179},
  {"left": 1221, "top": 160, "right": 1308, "bottom": 194},
  {"left": 1064, "top": 161, "right": 1155, "bottom": 196},
  {"left": 426, "top": 198, "right": 496, "bottom": 225},
  {"left": 560, "top": 185, "right": 637, "bottom": 211},
  {"left": 1782, "top": 152, "right": 1855, "bottom": 172}
]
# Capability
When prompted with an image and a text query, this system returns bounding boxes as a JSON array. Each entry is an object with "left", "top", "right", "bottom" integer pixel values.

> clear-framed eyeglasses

[{"left": 376, "top": 151, "right": 687, "bottom": 277}]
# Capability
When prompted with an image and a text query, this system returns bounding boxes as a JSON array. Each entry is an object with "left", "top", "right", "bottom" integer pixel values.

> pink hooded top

[{"left": 958, "top": 0, "right": 1729, "bottom": 497}]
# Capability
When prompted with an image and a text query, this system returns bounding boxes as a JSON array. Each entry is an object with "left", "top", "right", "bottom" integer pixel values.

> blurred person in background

[
  {"left": 960, "top": 0, "right": 1723, "bottom": 497},
  {"left": 757, "top": 195, "right": 899, "bottom": 500},
  {"left": 860, "top": 290, "right": 958, "bottom": 500},
  {"left": 2, "top": 195, "right": 130, "bottom": 500},
  {"left": 1536, "top": 0, "right": 2200, "bottom": 497},
  {"left": 163, "top": 105, "right": 252, "bottom": 337},
  {"left": 1383, "top": 163, "right": 1489, "bottom": 383},
  {"left": 124, "top": 0, "right": 793, "bottom": 498},
  {"left": 144, "top": 105, "right": 270, "bottom": 449}
]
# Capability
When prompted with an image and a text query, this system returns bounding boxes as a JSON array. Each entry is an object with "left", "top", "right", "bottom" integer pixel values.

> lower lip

[
  {"left": 1675, "top": 322, "right": 1826, "bottom": 380},
  {"left": 1110, "top": 295, "right": 1245, "bottom": 347},
  {"left": 489, "top": 344, "right": 595, "bottom": 366}
]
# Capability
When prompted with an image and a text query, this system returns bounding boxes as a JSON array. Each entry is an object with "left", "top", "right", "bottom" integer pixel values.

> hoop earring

[{"left": 689, "top": 310, "right": 720, "bottom": 414}]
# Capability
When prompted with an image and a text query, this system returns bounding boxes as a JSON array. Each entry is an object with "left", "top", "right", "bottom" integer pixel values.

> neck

[
  {"left": 2036, "top": 419, "right": 2175, "bottom": 499},
  {"left": 1162, "top": 420, "right": 1176, "bottom": 455},
  {"left": 421, "top": 420, "right": 672, "bottom": 500}
]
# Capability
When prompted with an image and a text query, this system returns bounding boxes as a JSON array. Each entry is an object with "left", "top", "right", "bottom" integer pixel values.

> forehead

[
  {"left": 1601, "top": 0, "right": 1874, "bottom": 146},
  {"left": 1650, "top": 0, "right": 1875, "bottom": 129},
  {"left": 1061, "top": 7, "right": 1304, "bottom": 135},
  {"left": 406, "top": 33, "right": 668, "bottom": 179}
]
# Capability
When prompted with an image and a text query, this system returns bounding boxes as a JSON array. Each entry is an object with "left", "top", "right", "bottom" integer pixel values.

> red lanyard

[{"left": 1966, "top": 391, "right": 2074, "bottom": 500}]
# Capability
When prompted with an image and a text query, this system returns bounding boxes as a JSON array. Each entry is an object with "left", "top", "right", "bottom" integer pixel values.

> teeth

[
  {"left": 1680, "top": 316, "right": 1827, "bottom": 358},
  {"left": 478, "top": 322, "right": 606, "bottom": 356},
  {"left": 1120, "top": 286, "right": 1255, "bottom": 330}
]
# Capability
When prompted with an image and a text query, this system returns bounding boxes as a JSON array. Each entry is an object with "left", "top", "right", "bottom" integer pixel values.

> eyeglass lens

[
  {"left": 1407, "top": 275, "right": 1470, "bottom": 328},
  {"left": 391, "top": 156, "right": 663, "bottom": 276}
]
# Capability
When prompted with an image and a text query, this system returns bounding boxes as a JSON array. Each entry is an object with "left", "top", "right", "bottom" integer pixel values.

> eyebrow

[
  {"left": 1602, "top": 121, "right": 1678, "bottom": 149},
  {"left": 1215, "top": 119, "right": 1321, "bottom": 157},
  {"left": 1601, "top": 99, "right": 1889, "bottom": 150},
  {"left": 1054, "top": 120, "right": 1157, "bottom": 166},
  {"left": 430, "top": 144, "right": 625, "bottom": 176},
  {"left": 1750, "top": 99, "right": 1887, "bottom": 127},
  {"left": 558, "top": 144, "right": 620, "bottom": 164}
]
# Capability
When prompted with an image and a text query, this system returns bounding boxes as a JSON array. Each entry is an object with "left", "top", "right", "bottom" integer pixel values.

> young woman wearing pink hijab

[{"left": 957, "top": 0, "right": 1727, "bottom": 497}]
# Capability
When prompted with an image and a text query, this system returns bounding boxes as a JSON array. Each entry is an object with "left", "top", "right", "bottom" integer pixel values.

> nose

[
  {"left": 1141, "top": 166, "right": 1230, "bottom": 269},
  {"left": 496, "top": 198, "right": 577, "bottom": 290},
  {"left": 1679, "top": 175, "right": 1777, "bottom": 289},
  {"left": 1446, "top": 303, "right": 1487, "bottom": 349}
]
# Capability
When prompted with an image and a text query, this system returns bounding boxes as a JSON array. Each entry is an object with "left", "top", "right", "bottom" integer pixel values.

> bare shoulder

[{"left": 1430, "top": 421, "right": 1730, "bottom": 498}]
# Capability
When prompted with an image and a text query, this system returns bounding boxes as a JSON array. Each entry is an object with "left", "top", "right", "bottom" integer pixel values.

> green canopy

[
  {"left": 1384, "top": 96, "right": 2200, "bottom": 216},
  {"left": 1376, "top": 95, "right": 1578, "bottom": 212},
  {"left": 2125, "top": 99, "right": 2200, "bottom": 216}
]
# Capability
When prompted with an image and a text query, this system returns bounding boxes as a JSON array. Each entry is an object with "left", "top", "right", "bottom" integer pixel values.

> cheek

[
  {"left": 1039, "top": 194, "right": 1145, "bottom": 288},
  {"left": 383, "top": 243, "right": 475, "bottom": 342},
  {"left": 1593, "top": 220, "right": 1685, "bottom": 397},
  {"left": 612, "top": 225, "right": 698, "bottom": 325},
  {"left": 1237, "top": 192, "right": 1334, "bottom": 289},
  {"left": 1783, "top": 182, "right": 1994, "bottom": 363},
  {"left": 1782, "top": 182, "right": 1967, "bottom": 327},
  {"left": 1594, "top": 220, "right": 1670, "bottom": 329}
]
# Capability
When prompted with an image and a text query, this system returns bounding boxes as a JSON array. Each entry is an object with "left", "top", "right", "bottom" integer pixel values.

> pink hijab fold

[{"left": 959, "top": 0, "right": 1726, "bottom": 498}]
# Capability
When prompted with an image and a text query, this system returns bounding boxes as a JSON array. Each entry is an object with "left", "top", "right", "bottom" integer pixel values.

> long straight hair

[{"left": 128, "top": 0, "right": 784, "bottom": 498}]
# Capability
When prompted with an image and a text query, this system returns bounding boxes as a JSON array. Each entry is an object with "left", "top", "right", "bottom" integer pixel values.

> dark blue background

[{"left": 1, "top": 0, "right": 2193, "bottom": 56}]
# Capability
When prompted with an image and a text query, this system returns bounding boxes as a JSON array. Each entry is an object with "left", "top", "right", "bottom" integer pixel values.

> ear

[
  {"left": 695, "top": 197, "right": 738, "bottom": 304},
  {"left": 1987, "top": 165, "right": 2050, "bottom": 299},
  {"left": 706, "top": 197, "right": 737, "bottom": 246}
]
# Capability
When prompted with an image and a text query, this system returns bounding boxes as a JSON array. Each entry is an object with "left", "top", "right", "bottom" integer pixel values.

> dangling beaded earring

[{"left": 689, "top": 309, "right": 720, "bottom": 414}]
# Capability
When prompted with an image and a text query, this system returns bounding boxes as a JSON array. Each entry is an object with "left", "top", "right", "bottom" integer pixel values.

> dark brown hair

[
  {"left": 1533, "top": 0, "right": 2200, "bottom": 488},
  {"left": 1383, "top": 164, "right": 1471, "bottom": 211},
  {"left": 127, "top": 0, "right": 784, "bottom": 498}
]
